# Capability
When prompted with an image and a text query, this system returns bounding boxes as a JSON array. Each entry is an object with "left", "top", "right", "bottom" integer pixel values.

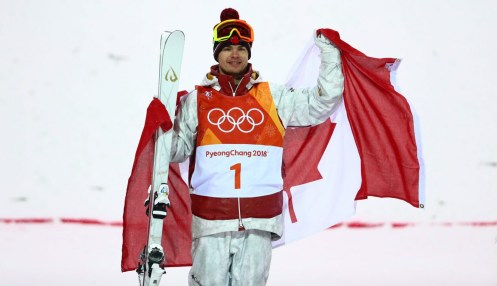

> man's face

[{"left": 217, "top": 45, "right": 249, "bottom": 78}]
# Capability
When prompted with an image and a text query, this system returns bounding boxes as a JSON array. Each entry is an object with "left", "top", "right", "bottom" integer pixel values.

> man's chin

[{"left": 219, "top": 66, "right": 248, "bottom": 79}]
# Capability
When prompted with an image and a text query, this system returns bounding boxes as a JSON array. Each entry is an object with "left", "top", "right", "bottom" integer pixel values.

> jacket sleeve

[
  {"left": 270, "top": 34, "right": 344, "bottom": 128},
  {"left": 170, "top": 91, "right": 198, "bottom": 163}
]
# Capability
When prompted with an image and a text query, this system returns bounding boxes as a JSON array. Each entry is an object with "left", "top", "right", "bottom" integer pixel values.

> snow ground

[
  {"left": 1, "top": 0, "right": 497, "bottom": 285},
  {"left": 1, "top": 223, "right": 496, "bottom": 285}
]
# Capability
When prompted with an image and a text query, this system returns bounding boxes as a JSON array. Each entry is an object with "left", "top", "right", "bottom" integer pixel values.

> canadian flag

[
  {"left": 121, "top": 28, "right": 425, "bottom": 271},
  {"left": 275, "top": 28, "right": 424, "bottom": 246}
]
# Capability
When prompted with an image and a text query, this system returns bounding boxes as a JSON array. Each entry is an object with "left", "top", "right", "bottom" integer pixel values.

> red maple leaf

[{"left": 282, "top": 120, "right": 336, "bottom": 223}]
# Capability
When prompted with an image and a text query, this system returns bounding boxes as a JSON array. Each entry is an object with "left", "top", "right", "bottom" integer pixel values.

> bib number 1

[{"left": 230, "top": 163, "right": 241, "bottom": 189}]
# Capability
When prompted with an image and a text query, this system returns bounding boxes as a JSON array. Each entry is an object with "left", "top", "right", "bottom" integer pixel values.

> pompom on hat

[{"left": 213, "top": 8, "right": 254, "bottom": 61}]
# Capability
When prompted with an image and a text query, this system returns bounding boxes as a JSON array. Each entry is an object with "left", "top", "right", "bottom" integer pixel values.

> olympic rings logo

[{"left": 207, "top": 107, "right": 264, "bottom": 133}]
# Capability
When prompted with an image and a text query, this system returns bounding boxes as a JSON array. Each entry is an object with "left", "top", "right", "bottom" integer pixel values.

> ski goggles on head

[{"left": 213, "top": 19, "right": 254, "bottom": 43}]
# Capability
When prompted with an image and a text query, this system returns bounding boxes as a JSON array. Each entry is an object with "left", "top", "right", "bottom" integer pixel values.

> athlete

[{"left": 171, "top": 8, "right": 344, "bottom": 286}]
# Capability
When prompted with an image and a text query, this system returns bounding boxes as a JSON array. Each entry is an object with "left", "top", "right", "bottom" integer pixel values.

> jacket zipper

[
  {"left": 228, "top": 81, "right": 241, "bottom": 97},
  {"left": 237, "top": 197, "right": 244, "bottom": 230},
  {"left": 229, "top": 80, "right": 244, "bottom": 230}
]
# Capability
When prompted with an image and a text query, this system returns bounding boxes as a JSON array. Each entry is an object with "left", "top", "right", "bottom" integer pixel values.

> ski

[{"left": 137, "top": 30, "right": 185, "bottom": 286}]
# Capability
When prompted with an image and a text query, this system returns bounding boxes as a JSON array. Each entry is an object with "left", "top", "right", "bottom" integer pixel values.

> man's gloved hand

[
  {"left": 314, "top": 30, "right": 333, "bottom": 48},
  {"left": 144, "top": 184, "right": 171, "bottom": 219},
  {"left": 314, "top": 30, "right": 340, "bottom": 64},
  {"left": 312, "top": 29, "right": 343, "bottom": 99}
]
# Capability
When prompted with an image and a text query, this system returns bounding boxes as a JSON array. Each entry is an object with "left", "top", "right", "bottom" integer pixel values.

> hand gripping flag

[{"left": 122, "top": 28, "right": 424, "bottom": 269}]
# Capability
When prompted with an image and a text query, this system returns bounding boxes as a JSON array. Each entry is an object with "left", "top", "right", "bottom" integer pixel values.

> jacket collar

[{"left": 200, "top": 64, "right": 263, "bottom": 96}]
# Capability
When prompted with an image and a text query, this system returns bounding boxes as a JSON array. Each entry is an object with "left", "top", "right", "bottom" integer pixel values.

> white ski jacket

[{"left": 171, "top": 34, "right": 344, "bottom": 240}]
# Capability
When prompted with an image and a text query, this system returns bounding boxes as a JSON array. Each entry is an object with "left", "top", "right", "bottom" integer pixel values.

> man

[{"left": 171, "top": 8, "right": 344, "bottom": 286}]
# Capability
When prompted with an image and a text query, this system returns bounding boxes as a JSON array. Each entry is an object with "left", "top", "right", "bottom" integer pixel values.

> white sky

[{"left": 1, "top": 0, "right": 496, "bottom": 285}]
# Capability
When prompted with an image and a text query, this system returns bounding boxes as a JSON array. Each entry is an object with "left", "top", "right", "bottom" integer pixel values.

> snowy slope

[
  {"left": 1, "top": 0, "right": 496, "bottom": 285},
  {"left": 1, "top": 223, "right": 496, "bottom": 285}
]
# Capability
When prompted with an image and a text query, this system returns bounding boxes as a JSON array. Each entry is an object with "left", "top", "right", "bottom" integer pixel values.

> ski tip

[
  {"left": 159, "top": 30, "right": 185, "bottom": 44},
  {"left": 162, "top": 30, "right": 184, "bottom": 35}
]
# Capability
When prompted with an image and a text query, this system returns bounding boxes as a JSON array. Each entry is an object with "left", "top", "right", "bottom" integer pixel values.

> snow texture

[{"left": 1, "top": 0, "right": 496, "bottom": 285}]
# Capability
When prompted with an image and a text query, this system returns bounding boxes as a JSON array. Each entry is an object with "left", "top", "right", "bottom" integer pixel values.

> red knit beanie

[{"left": 213, "top": 8, "right": 253, "bottom": 61}]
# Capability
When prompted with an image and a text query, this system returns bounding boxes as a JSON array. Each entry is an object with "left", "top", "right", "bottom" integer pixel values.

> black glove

[{"left": 144, "top": 184, "right": 170, "bottom": 219}]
